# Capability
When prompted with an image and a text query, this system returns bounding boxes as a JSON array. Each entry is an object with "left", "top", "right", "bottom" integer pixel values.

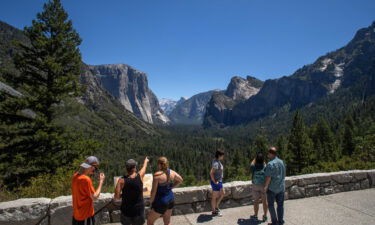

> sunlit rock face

[
  {"left": 203, "top": 76, "right": 263, "bottom": 127},
  {"left": 88, "top": 64, "right": 169, "bottom": 124}
]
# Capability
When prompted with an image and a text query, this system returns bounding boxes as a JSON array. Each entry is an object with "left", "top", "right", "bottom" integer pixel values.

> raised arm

[
  {"left": 171, "top": 170, "right": 183, "bottom": 188},
  {"left": 91, "top": 173, "right": 105, "bottom": 200},
  {"left": 139, "top": 157, "right": 149, "bottom": 179}
]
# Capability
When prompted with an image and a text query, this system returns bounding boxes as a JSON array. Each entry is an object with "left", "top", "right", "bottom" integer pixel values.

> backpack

[{"left": 251, "top": 165, "right": 265, "bottom": 184}]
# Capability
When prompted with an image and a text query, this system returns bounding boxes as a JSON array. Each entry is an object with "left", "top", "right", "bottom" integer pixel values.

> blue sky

[{"left": 1, "top": 0, "right": 375, "bottom": 100}]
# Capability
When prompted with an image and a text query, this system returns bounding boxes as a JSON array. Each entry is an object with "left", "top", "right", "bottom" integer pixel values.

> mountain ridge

[{"left": 204, "top": 21, "right": 375, "bottom": 127}]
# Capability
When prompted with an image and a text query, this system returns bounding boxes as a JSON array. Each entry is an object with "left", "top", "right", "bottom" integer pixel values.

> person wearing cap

[
  {"left": 264, "top": 147, "right": 286, "bottom": 225},
  {"left": 72, "top": 156, "right": 105, "bottom": 225},
  {"left": 114, "top": 157, "right": 149, "bottom": 225}
]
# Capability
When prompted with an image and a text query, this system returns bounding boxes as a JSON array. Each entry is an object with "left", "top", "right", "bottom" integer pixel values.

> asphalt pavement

[{"left": 105, "top": 188, "right": 375, "bottom": 225}]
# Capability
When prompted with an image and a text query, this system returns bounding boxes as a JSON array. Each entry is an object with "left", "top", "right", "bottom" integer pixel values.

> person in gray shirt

[{"left": 210, "top": 149, "right": 225, "bottom": 216}]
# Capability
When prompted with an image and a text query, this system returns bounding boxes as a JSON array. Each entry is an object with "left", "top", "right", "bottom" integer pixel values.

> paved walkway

[{"left": 106, "top": 188, "right": 375, "bottom": 225}]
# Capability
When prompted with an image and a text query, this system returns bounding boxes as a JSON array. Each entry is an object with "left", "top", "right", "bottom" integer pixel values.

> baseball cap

[
  {"left": 80, "top": 156, "right": 99, "bottom": 169},
  {"left": 125, "top": 159, "right": 138, "bottom": 169}
]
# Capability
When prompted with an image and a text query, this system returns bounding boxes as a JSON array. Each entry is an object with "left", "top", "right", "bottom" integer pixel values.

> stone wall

[{"left": 1, "top": 170, "right": 374, "bottom": 225}]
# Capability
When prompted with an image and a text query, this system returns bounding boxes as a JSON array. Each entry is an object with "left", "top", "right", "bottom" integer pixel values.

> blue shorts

[{"left": 210, "top": 180, "right": 223, "bottom": 191}]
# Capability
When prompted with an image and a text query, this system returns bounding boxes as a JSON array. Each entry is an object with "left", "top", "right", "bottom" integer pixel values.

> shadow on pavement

[
  {"left": 237, "top": 218, "right": 263, "bottom": 225},
  {"left": 197, "top": 214, "right": 214, "bottom": 223}
]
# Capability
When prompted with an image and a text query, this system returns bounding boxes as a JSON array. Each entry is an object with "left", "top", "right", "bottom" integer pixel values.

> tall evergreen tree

[
  {"left": 312, "top": 118, "right": 339, "bottom": 161},
  {"left": 276, "top": 135, "right": 291, "bottom": 162},
  {"left": 0, "top": 0, "right": 82, "bottom": 188},
  {"left": 287, "top": 111, "right": 313, "bottom": 174},
  {"left": 253, "top": 134, "right": 268, "bottom": 155},
  {"left": 342, "top": 115, "right": 355, "bottom": 156}
]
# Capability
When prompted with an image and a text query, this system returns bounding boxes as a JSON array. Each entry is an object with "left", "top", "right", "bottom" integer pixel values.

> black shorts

[
  {"left": 72, "top": 216, "right": 95, "bottom": 225},
  {"left": 151, "top": 201, "right": 175, "bottom": 215},
  {"left": 121, "top": 214, "right": 145, "bottom": 225}
]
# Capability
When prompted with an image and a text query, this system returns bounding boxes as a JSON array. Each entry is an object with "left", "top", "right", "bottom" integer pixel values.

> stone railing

[{"left": 1, "top": 169, "right": 374, "bottom": 225}]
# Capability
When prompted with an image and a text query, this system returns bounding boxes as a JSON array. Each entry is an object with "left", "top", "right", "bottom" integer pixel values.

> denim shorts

[{"left": 210, "top": 180, "right": 223, "bottom": 191}]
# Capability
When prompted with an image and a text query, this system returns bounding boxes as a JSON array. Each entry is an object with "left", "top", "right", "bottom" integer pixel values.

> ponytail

[{"left": 158, "top": 157, "right": 170, "bottom": 182}]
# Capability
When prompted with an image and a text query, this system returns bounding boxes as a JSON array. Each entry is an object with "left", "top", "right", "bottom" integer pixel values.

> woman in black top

[{"left": 115, "top": 157, "right": 149, "bottom": 225}]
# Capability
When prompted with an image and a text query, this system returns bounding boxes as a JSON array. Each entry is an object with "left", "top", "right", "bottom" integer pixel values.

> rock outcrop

[
  {"left": 88, "top": 64, "right": 169, "bottom": 124},
  {"left": 204, "top": 76, "right": 263, "bottom": 127},
  {"left": 225, "top": 76, "right": 263, "bottom": 101},
  {"left": 169, "top": 91, "right": 215, "bottom": 125}
]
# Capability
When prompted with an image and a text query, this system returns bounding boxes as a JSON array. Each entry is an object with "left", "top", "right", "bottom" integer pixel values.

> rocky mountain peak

[
  {"left": 225, "top": 76, "right": 263, "bottom": 101},
  {"left": 246, "top": 76, "right": 264, "bottom": 88},
  {"left": 178, "top": 97, "right": 187, "bottom": 103},
  {"left": 348, "top": 21, "right": 375, "bottom": 46}
]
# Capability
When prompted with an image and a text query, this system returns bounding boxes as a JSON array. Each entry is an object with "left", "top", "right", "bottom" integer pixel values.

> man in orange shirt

[{"left": 72, "top": 156, "right": 105, "bottom": 225}]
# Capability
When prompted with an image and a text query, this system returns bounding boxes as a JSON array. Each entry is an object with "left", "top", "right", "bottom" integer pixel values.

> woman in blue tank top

[{"left": 147, "top": 157, "right": 183, "bottom": 225}]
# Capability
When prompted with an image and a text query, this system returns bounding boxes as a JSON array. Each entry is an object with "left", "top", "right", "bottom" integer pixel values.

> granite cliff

[{"left": 88, "top": 64, "right": 169, "bottom": 124}]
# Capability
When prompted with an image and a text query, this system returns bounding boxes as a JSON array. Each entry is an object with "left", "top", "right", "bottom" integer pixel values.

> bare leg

[
  {"left": 216, "top": 189, "right": 225, "bottom": 209},
  {"left": 211, "top": 191, "right": 218, "bottom": 212},
  {"left": 253, "top": 200, "right": 259, "bottom": 217},
  {"left": 262, "top": 196, "right": 268, "bottom": 217},
  {"left": 163, "top": 209, "right": 173, "bottom": 225},
  {"left": 147, "top": 210, "right": 162, "bottom": 225}
]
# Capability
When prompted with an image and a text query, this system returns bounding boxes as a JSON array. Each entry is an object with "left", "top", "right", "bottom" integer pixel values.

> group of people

[
  {"left": 71, "top": 147, "right": 286, "bottom": 225},
  {"left": 209, "top": 148, "right": 286, "bottom": 225}
]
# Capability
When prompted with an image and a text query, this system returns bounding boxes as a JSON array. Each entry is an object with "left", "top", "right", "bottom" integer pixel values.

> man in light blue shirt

[{"left": 264, "top": 147, "right": 286, "bottom": 225}]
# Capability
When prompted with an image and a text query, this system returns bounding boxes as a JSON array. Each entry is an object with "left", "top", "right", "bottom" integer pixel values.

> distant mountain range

[
  {"left": 1, "top": 20, "right": 375, "bottom": 130},
  {"left": 159, "top": 97, "right": 186, "bottom": 115},
  {"left": 168, "top": 91, "right": 216, "bottom": 125}
]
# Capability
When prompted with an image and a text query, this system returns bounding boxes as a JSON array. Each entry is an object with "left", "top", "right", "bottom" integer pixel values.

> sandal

[{"left": 263, "top": 215, "right": 268, "bottom": 221}]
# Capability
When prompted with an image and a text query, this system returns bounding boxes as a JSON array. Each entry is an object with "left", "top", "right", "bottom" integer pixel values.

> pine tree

[
  {"left": 287, "top": 111, "right": 313, "bottom": 174},
  {"left": 342, "top": 115, "right": 355, "bottom": 156},
  {"left": 276, "top": 135, "right": 291, "bottom": 162},
  {"left": 0, "top": 0, "right": 82, "bottom": 188},
  {"left": 253, "top": 134, "right": 268, "bottom": 155},
  {"left": 312, "top": 118, "right": 339, "bottom": 161}
]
